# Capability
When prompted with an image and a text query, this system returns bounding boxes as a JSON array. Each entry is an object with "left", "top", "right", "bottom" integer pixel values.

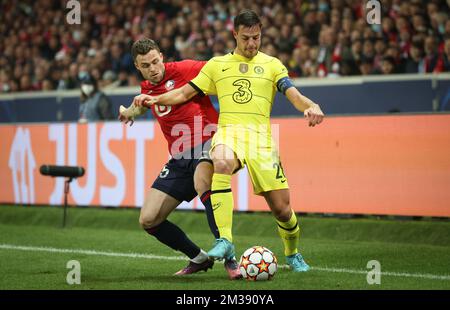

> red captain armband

[{"left": 276, "top": 77, "right": 294, "bottom": 95}]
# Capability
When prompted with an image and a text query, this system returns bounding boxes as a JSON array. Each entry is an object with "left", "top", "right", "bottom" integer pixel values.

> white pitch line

[
  {"left": 0, "top": 244, "right": 186, "bottom": 261},
  {"left": 1, "top": 243, "right": 449, "bottom": 281},
  {"left": 310, "top": 266, "right": 450, "bottom": 281}
]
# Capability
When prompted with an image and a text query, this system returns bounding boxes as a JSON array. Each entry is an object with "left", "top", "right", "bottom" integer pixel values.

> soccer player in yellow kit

[{"left": 133, "top": 10, "right": 324, "bottom": 272}]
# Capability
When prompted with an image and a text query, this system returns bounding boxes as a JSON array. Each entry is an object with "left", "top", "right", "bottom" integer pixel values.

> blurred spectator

[
  {"left": 385, "top": 43, "right": 406, "bottom": 72},
  {"left": 405, "top": 42, "right": 426, "bottom": 73},
  {"left": 101, "top": 70, "right": 118, "bottom": 89},
  {"left": 0, "top": 69, "right": 11, "bottom": 93},
  {"left": 9, "top": 80, "right": 20, "bottom": 92},
  {"left": 110, "top": 43, "right": 134, "bottom": 74},
  {"left": 303, "top": 9, "right": 321, "bottom": 46},
  {"left": 42, "top": 79, "right": 54, "bottom": 91},
  {"left": 358, "top": 57, "right": 375, "bottom": 75},
  {"left": 117, "top": 71, "right": 131, "bottom": 87},
  {"left": 443, "top": 39, "right": 450, "bottom": 71},
  {"left": 379, "top": 56, "right": 397, "bottom": 75},
  {"left": 20, "top": 75, "right": 35, "bottom": 92},
  {"left": 194, "top": 39, "right": 212, "bottom": 61},
  {"left": 67, "top": 63, "right": 81, "bottom": 89},
  {"left": 317, "top": 27, "right": 337, "bottom": 76},
  {"left": 423, "top": 36, "right": 444, "bottom": 73},
  {"left": 78, "top": 75, "right": 114, "bottom": 123},
  {"left": 373, "top": 38, "right": 387, "bottom": 70}
]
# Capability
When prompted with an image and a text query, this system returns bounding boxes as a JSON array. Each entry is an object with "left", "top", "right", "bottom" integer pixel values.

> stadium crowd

[{"left": 0, "top": 0, "right": 449, "bottom": 93}]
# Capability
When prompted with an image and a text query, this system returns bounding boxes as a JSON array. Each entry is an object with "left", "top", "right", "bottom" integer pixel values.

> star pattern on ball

[
  {"left": 240, "top": 256, "right": 250, "bottom": 269},
  {"left": 254, "top": 246, "right": 266, "bottom": 254},
  {"left": 257, "top": 260, "right": 269, "bottom": 273}
]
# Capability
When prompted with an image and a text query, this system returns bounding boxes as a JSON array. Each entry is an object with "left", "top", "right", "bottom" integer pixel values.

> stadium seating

[{"left": 0, "top": 0, "right": 449, "bottom": 94}]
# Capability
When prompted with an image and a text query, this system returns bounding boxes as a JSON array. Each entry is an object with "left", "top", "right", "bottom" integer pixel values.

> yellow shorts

[{"left": 211, "top": 125, "right": 289, "bottom": 195}]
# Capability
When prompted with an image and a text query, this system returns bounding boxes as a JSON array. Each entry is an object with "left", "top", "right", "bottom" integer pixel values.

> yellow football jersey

[
  {"left": 190, "top": 51, "right": 289, "bottom": 128},
  {"left": 191, "top": 51, "right": 290, "bottom": 194}
]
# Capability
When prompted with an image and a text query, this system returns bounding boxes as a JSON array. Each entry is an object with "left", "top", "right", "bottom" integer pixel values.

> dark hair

[
  {"left": 359, "top": 56, "right": 374, "bottom": 65},
  {"left": 131, "top": 38, "right": 160, "bottom": 61},
  {"left": 382, "top": 56, "right": 396, "bottom": 65},
  {"left": 233, "top": 9, "right": 262, "bottom": 31},
  {"left": 411, "top": 41, "right": 424, "bottom": 51}
]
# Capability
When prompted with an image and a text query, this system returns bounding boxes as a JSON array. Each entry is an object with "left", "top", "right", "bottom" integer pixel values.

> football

[{"left": 239, "top": 246, "right": 278, "bottom": 281}]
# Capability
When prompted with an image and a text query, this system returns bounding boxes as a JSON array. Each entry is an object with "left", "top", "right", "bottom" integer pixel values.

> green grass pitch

[{"left": 0, "top": 205, "right": 449, "bottom": 290}]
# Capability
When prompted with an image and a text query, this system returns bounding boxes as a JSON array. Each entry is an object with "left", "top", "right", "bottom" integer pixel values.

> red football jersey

[{"left": 140, "top": 60, "right": 218, "bottom": 156}]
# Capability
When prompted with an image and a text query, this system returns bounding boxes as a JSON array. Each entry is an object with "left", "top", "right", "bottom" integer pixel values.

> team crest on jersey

[
  {"left": 254, "top": 66, "right": 264, "bottom": 74},
  {"left": 239, "top": 63, "right": 248, "bottom": 73},
  {"left": 165, "top": 80, "right": 175, "bottom": 90}
]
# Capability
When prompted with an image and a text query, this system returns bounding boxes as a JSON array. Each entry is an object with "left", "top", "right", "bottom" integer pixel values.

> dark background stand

[{"left": 39, "top": 165, "right": 85, "bottom": 228}]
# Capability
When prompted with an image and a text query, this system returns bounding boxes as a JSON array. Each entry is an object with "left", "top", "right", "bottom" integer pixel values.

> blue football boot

[
  {"left": 286, "top": 253, "right": 310, "bottom": 272},
  {"left": 207, "top": 238, "right": 235, "bottom": 261}
]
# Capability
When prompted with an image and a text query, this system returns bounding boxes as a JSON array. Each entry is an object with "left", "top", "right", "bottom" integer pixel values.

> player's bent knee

[
  {"left": 139, "top": 213, "right": 161, "bottom": 230},
  {"left": 139, "top": 215, "right": 152, "bottom": 229},
  {"left": 272, "top": 204, "right": 292, "bottom": 222},
  {"left": 213, "top": 159, "right": 235, "bottom": 174}
]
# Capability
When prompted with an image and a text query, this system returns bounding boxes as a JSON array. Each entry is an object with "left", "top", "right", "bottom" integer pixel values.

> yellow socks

[
  {"left": 210, "top": 173, "right": 234, "bottom": 242},
  {"left": 276, "top": 211, "right": 300, "bottom": 256}
]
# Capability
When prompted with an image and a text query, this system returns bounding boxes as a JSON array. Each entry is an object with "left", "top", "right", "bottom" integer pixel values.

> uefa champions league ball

[{"left": 239, "top": 246, "right": 278, "bottom": 281}]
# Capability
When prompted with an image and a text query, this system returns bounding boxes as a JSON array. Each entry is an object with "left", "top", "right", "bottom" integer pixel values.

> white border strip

[
  {"left": 0, "top": 86, "right": 140, "bottom": 100},
  {"left": 1, "top": 74, "right": 450, "bottom": 100},
  {"left": 1, "top": 244, "right": 449, "bottom": 281},
  {"left": 293, "top": 73, "right": 450, "bottom": 87}
]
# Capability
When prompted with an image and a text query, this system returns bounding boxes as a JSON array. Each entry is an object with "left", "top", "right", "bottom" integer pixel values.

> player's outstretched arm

[
  {"left": 133, "top": 83, "right": 199, "bottom": 108},
  {"left": 118, "top": 103, "right": 148, "bottom": 126},
  {"left": 285, "top": 87, "right": 324, "bottom": 127}
]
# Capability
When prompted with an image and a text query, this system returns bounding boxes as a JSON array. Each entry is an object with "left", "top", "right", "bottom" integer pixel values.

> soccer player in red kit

[{"left": 119, "top": 38, "right": 241, "bottom": 279}]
